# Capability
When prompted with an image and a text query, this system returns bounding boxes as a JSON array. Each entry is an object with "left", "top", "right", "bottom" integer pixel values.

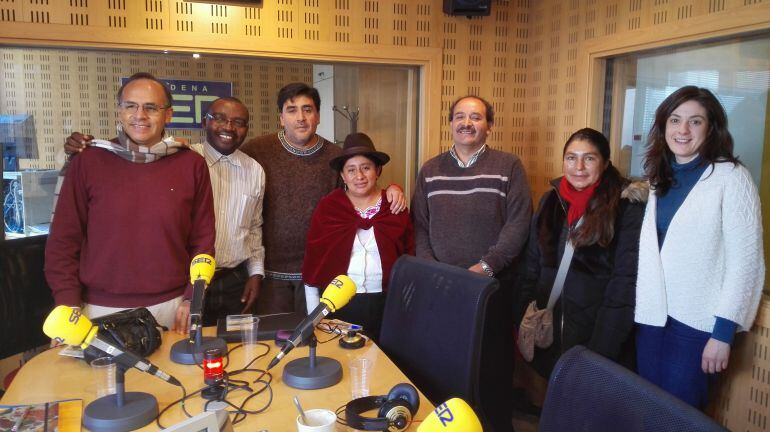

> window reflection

[
  {"left": 604, "top": 34, "right": 770, "bottom": 293},
  {"left": 2, "top": 114, "right": 55, "bottom": 238},
  {"left": 1, "top": 48, "right": 419, "bottom": 240}
]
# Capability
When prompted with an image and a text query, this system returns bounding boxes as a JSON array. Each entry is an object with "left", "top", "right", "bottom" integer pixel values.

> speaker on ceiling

[{"left": 443, "top": 0, "right": 491, "bottom": 17}]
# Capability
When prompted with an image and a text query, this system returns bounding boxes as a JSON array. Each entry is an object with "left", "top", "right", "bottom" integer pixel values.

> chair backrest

[
  {"left": 379, "top": 256, "right": 498, "bottom": 407},
  {"left": 539, "top": 346, "right": 728, "bottom": 432}
]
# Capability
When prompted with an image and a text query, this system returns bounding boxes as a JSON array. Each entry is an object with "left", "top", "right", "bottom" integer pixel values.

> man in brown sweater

[
  {"left": 240, "top": 82, "right": 405, "bottom": 314},
  {"left": 411, "top": 95, "right": 532, "bottom": 432}
]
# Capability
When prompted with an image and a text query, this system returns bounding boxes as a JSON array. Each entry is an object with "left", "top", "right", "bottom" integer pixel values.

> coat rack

[{"left": 333, "top": 105, "right": 360, "bottom": 134}]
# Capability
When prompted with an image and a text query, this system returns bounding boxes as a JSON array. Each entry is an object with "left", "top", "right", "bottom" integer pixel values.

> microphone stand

[
  {"left": 282, "top": 334, "right": 342, "bottom": 390},
  {"left": 170, "top": 320, "right": 228, "bottom": 365},
  {"left": 83, "top": 365, "right": 159, "bottom": 432}
]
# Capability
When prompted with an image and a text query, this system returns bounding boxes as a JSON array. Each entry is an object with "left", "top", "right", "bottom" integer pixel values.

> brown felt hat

[{"left": 329, "top": 132, "right": 390, "bottom": 171}]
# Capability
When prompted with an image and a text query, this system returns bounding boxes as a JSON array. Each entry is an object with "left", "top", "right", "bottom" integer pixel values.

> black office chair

[
  {"left": 379, "top": 256, "right": 500, "bottom": 429},
  {"left": 539, "top": 345, "right": 727, "bottom": 432},
  {"left": 0, "top": 236, "right": 53, "bottom": 360}
]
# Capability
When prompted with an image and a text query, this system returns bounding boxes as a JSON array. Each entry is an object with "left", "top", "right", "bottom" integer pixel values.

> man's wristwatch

[{"left": 479, "top": 260, "right": 494, "bottom": 277}]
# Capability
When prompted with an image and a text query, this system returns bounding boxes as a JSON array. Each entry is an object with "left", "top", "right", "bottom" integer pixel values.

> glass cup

[
  {"left": 90, "top": 356, "right": 116, "bottom": 398},
  {"left": 240, "top": 315, "right": 260, "bottom": 368},
  {"left": 296, "top": 408, "right": 337, "bottom": 432},
  {"left": 348, "top": 358, "right": 373, "bottom": 400}
]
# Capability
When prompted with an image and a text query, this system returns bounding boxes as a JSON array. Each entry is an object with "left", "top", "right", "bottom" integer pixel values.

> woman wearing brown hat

[{"left": 301, "top": 132, "right": 414, "bottom": 340}]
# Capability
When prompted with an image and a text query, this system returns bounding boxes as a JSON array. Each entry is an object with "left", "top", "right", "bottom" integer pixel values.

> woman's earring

[{"left": 343, "top": 183, "right": 348, "bottom": 191}]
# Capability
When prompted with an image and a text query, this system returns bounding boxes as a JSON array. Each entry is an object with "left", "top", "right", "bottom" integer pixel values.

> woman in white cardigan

[{"left": 635, "top": 86, "right": 764, "bottom": 409}]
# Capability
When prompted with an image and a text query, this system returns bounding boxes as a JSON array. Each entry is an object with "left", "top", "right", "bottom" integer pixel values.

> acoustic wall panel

[
  {"left": 0, "top": 48, "right": 311, "bottom": 170},
  {"left": 1, "top": 3, "right": 770, "bottom": 430},
  {"left": 0, "top": 0, "right": 768, "bottom": 198}
]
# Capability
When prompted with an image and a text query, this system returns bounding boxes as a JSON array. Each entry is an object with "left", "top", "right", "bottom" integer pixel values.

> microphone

[
  {"left": 43, "top": 305, "right": 181, "bottom": 386},
  {"left": 188, "top": 253, "right": 216, "bottom": 340},
  {"left": 267, "top": 275, "right": 356, "bottom": 370},
  {"left": 170, "top": 253, "right": 226, "bottom": 365},
  {"left": 417, "top": 398, "right": 482, "bottom": 431}
]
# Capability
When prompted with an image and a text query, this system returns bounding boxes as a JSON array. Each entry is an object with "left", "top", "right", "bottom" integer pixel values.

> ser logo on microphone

[
  {"left": 435, "top": 402, "right": 455, "bottom": 426},
  {"left": 192, "top": 256, "right": 213, "bottom": 266},
  {"left": 68, "top": 308, "right": 82, "bottom": 324},
  {"left": 329, "top": 278, "right": 344, "bottom": 288}
]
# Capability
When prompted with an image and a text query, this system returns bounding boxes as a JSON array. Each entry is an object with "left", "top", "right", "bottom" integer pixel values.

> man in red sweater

[{"left": 45, "top": 73, "right": 215, "bottom": 333}]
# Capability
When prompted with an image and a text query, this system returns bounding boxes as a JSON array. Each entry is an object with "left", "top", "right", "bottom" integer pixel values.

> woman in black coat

[{"left": 517, "top": 128, "right": 646, "bottom": 378}]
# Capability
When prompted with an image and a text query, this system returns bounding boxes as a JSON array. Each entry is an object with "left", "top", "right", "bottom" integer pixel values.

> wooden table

[{"left": 0, "top": 327, "right": 433, "bottom": 431}]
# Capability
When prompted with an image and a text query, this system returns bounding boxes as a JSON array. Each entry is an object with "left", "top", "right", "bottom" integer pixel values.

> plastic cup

[
  {"left": 240, "top": 316, "right": 260, "bottom": 368},
  {"left": 90, "top": 356, "right": 116, "bottom": 398},
  {"left": 296, "top": 408, "right": 337, "bottom": 431},
  {"left": 348, "top": 358, "right": 372, "bottom": 399}
]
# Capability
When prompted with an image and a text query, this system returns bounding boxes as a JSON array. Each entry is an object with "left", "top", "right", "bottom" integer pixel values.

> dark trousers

[
  {"left": 478, "top": 269, "right": 516, "bottom": 432},
  {"left": 330, "top": 292, "right": 386, "bottom": 342},
  {"left": 202, "top": 264, "right": 249, "bottom": 326},
  {"left": 636, "top": 317, "right": 717, "bottom": 409},
  {"left": 255, "top": 277, "right": 305, "bottom": 315}
]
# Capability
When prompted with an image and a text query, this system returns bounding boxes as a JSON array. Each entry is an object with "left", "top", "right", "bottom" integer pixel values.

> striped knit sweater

[{"left": 411, "top": 148, "right": 532, "bottom": 272}]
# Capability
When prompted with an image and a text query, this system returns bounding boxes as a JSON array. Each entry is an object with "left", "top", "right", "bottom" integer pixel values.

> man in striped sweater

[
  {"left": 411, "top": 95, "right": 532, "bottom": 432},
  {"left": 412, "top": 95, "right": 531, "bottom": 277}
]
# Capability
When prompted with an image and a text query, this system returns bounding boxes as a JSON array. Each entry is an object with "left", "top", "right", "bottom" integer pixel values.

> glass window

[
  {"left": 1, "top": 47, "right": 420, "bottom": 240},
  {"left": 2, "top": 115, "right": 56, "bottom": 239},
  {"left": 603, "top": 34, "right": 770, "bottom": 293}
]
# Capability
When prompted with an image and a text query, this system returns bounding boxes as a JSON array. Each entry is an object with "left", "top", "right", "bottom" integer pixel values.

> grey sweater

[{"left": 411, "top": 148, "right": 532, "bottom": 273}]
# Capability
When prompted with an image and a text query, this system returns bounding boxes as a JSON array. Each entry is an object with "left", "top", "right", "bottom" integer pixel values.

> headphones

[{"left": 344, "top": 383, "right": 420, "bottom": 432}]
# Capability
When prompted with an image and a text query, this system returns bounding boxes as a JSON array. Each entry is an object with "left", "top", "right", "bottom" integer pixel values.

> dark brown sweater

[{"left": 240, "top": 133, "right": 341, "bottom": 275}]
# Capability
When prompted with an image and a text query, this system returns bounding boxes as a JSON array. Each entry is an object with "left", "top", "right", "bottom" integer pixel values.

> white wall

[{"left": 313, "top": 64, "right": 335, "bottom": 143}]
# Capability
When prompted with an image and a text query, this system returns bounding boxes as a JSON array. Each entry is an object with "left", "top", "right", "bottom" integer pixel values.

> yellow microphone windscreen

[
  {"left": 190, "top": 253, "right": 216, "bottom": 284},
  {"left": 417, "top": 398, "right": 482, "bottom": 432},
  {"left": 42, "top": 305, "right": 94, "bottom": 346},
  {"left": 319, "top": 275, "right": 357, "bottom": 312}
]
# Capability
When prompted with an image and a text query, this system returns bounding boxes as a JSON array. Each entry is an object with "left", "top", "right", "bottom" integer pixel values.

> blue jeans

[{"left": 636, "top": 317, "right": 717, "bottom": 409}]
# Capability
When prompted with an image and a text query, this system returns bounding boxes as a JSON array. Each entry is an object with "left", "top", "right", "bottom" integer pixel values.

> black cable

[
  {"left": 315, "top": 322, "right": 343, "bottom": 343},
  {"left": 316, "top": 322, "right": 342, "bottom": 334},
  {"left": 215, "top": 342, "right": 275, "bottom": 425},
  {"left": 317, "top": 333, "right": 342, "bottom": 344},
  {"left": 157, "top": 323, "right": 370, "bottom": 427},
  {"left": 250, "top": 368, "right": 269, "bottom": 384},
  {"left": 231, "top": 341, "right": 271, "bottom": 370},
  {"left": 155, "top": 340, "right": 275, "bottom": 427},
  {"left": 155, "top": 383, "right": 196, "bottom": 429},
  {"left": 3, "top": 180, "right": 23, "bottom": 233},
  {"left": 230, "top": 372, "right": 274, "bottom": 424},
  {"left": 203, "top": 374, "right": 273, "bottom": 425}
]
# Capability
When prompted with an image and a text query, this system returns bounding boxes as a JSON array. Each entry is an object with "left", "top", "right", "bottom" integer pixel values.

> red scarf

[
  {"left": 302, "top": 188, "right": 415, "bottom": 291},
  {"left": 559, "top": 177, "right": 599, "bottom": 226}
]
